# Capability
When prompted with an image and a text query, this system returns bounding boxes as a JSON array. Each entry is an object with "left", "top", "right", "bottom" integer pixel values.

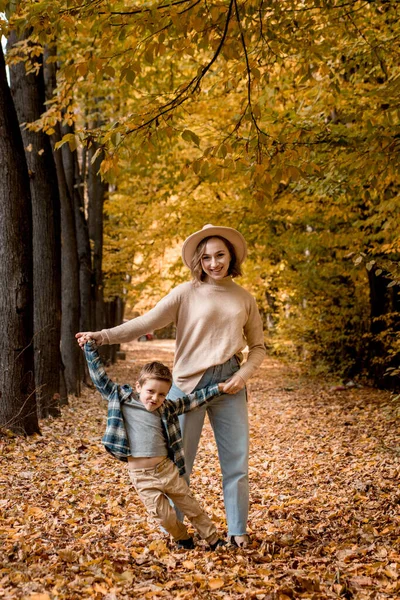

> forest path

[{"left": 1, "top": 341, "right": 399, "bottom": 599}]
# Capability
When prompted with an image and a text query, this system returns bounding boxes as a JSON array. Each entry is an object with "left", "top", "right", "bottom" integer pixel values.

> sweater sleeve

[
  {"left": 100, "top": 288, "right": 180, "bottom": 345},
  {"left": 236, "top": 297, "right": 266, "bottom": 383}
]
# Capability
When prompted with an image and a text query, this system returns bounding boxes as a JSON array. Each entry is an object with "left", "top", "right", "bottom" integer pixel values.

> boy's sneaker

[
  {"left": 209, "top": 538, "right": 227, "bottom": 551},
  {"left": 176, "top": 537, "right": 195, "bottom": 549}
]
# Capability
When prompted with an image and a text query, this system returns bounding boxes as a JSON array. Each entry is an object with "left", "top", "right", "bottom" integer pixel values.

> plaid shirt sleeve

[
  {"left": 84, "top": 341, "right": 130, "bottom": 461},
  {"left": 162, "top": 384, "right": 221, "bottom": 418},
  {"left": 84, "top": 341, "right": 118, "bottom": 400}
]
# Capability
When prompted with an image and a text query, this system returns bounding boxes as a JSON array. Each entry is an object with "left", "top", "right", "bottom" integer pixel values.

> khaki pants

[{"left": 128, "top": 457, "right": 218, "bottom": 543}]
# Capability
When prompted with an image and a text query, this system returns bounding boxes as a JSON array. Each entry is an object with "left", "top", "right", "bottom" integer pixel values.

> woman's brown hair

[{"left": 190, "top": 235, "right": 242, "bottom": 282}]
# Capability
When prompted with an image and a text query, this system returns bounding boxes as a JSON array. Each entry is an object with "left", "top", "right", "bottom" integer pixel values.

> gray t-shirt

[{"left": 121, "top": 396, "right": 167, "bottom": 457}]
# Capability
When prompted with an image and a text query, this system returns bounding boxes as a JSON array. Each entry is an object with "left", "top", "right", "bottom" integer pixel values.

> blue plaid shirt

[{"left": 84, "top": 341, "right": 221, "bottom": 476}]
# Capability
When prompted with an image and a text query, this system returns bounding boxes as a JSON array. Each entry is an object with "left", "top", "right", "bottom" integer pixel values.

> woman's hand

[
  {"left": 220, "top": 374, "right": 246, "bottom": 395},
  {"left": 75, "top": 331, "right": 103, "bottom": 348}
]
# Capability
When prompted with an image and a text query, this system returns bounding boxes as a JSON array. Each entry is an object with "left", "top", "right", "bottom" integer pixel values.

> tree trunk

[
  {"left": 0, "top": 45, "right": 38, "bottom": 435},
  {"left": 88, "top": 143, "right": 108, "bottom": 330},
  {"left": 104, "top": 297, "right": 124, "bottom": 364},
  {"left": 61, "top": 125, "right": 93, "bottom": 333},
  {"left": 54, "top": 127, "right": 81, "bottom": 396},
  {"left": 8, "top": 31, "right": 62, "bottom": 418},
  {"left": 61, "top": 124, "right": 93, "bottom": 383},
  {"left": 42, "top": 51, "right": 81, "bottom": 396},
  {"left": 88, "top": 142, "right": 109, "bottom": 360}
]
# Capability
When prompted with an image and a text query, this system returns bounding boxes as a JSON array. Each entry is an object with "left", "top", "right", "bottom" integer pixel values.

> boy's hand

[
  {"left": 76, "top": 331, "right": 102, "bottom": 347},
  {"left": 219, "top": 374, "right": 246, "bottom": 395}
]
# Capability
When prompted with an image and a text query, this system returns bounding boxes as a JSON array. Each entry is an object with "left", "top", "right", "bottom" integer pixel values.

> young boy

[{"left": 84, "top": 340, "right": 226, "bottom": 550}]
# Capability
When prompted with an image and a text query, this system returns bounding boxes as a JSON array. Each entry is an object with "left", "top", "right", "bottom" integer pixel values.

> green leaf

[
  {"left": 104, "top": 65, "right": 115, "bottom": 78},
  {"left": 90, "top": 147, "right": 102, "bottom": 165},
  {"left": 111, "top": 132, "right": 121, "bottom": 147},
  {"left": 122, "top": 69, "right": 136, "bottom": 85},
  {"left": 54, "top": 133, "right": 76, "bottom": 151},
  {"left": 182, "top": 129, "right": 200, "bottom": 147}
]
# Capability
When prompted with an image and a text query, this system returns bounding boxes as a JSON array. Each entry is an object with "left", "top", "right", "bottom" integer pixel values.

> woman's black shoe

[
  {"left": 209, "top": 538, "right": 227, "bottom": 551},
  {"left": 176, "top": 537, "right": 195, "bottom": 549}
]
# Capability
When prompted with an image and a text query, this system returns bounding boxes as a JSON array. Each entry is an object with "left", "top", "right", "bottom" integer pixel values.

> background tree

[
  {"left": 8, "top": 29, "right": 62, "bottom": 417},
  {"left": 0, "top": 44, "right": 38, "bottom": 435}
]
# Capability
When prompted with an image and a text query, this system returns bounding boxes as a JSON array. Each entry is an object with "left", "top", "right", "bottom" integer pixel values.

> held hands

[
  {"left": 218, "top": 374, "right": 246, "bottom": 395},
  {"left": 75, "top": 331, "right": 103, "bottom": 348}
]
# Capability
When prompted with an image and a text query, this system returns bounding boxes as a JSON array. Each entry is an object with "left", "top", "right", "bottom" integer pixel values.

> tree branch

[
  {"left": 101, "top": 0, "right": 197, "bottom": 16},
  {"left": 125, "top": 0, "right": 235, "bottom": 134},
  {"left": 234, "top": 0, "right": 271, "bottom": 161}
]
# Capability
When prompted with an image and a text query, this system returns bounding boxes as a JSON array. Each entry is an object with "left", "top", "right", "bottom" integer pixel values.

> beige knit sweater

[{"left": 100, "top": 278, "right": 266, "bottom": 394}]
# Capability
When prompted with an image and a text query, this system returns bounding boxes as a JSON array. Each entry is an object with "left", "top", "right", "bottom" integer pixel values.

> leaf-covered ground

[{"left": 1, "top": 341, "right": 399, "bottom": 600}]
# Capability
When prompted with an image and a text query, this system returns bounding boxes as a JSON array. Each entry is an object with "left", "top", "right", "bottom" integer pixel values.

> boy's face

[{"left": 136, "top": 378, "right": 171, "bottom": 412}]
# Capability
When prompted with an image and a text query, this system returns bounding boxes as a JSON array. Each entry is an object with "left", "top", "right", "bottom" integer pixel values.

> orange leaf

[{"left": 208, "top": 578, "right": 225, "bottom": 590}]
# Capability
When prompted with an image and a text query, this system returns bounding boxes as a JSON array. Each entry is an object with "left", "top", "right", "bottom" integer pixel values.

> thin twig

[
  {"left": 100, "top": 0, "right": 196, "bottom": 16},
  {"left": 125, "top": 0, "right": 235, "bottom": 134},
  {"left": 234, "top": 0, "right": 271, "bottom": 161}
]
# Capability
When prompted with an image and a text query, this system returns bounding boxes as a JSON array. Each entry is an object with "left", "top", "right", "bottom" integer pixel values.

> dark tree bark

[
  {"left": 42, "top": 52, "right": 81, "bottom": 396},
  {"left": 87, "top": 142, "right": 111, "bottom": 362},
  {"left": 0, "top": 45, "right": 38, "bottom": 435},
  {"left": 54, "top": 126, "right": 81, "bottom": 396},
  {"left": 61, "top": 125, "right": 93, "bottom": 333},
  {"left": 88, "top": 143, "right": 108, "bottom": 332},
  {"left": 60, "top": 124, "right": 93, "bottom": 383},
  {"left": 8, "top": 31, "right": 62, "bottom": 418},
  {"left": 104, "top": 297, "right": 124, "bottom": 364}
]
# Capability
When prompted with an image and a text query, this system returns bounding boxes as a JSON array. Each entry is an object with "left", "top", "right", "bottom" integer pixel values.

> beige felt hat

[{"left": 181, "top": 224, "right": 248, "bottom": 268}]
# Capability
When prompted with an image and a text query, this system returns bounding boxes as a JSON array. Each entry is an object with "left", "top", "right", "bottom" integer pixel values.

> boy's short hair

[{"left": 138, "top": 361, "right": 173, "bottom": 385}]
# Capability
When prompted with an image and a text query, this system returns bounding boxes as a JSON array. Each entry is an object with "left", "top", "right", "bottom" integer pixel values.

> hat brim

[{"left": 181, "top": 225, "right": 247, "bottom": 269}]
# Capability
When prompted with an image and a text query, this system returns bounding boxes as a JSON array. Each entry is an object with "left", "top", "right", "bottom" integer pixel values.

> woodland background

[{"left": 0, "top": 0, "right": 399, "bottom": 432}]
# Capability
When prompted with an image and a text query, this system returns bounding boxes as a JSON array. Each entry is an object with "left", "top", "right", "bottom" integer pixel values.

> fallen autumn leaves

[{"left": 1, "top": 340, "right": 399, "bottom": 599}]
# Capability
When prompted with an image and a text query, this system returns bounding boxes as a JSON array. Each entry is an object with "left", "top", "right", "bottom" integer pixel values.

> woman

[{"left": 76, "top": 224, "right": 266, "bottom": 547}]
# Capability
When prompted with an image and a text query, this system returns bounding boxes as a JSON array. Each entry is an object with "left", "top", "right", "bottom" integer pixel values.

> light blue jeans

[{"left": 168, "top": 356, "right": 249, "bottom": 536}]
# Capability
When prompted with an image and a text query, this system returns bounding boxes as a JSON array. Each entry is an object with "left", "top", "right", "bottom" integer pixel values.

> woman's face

[{"left": 201, "top": 237, "right": 231, "bottom": 281}]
